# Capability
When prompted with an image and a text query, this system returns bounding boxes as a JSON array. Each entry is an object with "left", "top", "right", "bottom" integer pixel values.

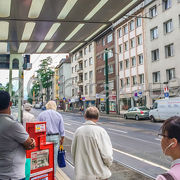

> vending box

[{"left": 26, "top": 122, "right": 54, "bottom": 180}]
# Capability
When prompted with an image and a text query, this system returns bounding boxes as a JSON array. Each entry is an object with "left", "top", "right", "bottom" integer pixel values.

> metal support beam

[
  {"left": 105, "top": 48, "right": 109, "bottom": 114},
  {"left": 9, "top": 56, "right": 13, "bottom": 98}
]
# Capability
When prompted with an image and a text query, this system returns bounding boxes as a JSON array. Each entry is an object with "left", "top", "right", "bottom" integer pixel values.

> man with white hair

[
  {"left": 71, "top": 106, "right": 113, "bottom": 180},
  {"left": 23, "top": 103, "right": 35, "bottom": 129}
]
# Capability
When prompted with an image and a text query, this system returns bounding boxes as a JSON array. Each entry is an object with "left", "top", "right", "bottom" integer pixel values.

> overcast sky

[{"left": 0, "top": 53, "right": 68, "bottom": 99}]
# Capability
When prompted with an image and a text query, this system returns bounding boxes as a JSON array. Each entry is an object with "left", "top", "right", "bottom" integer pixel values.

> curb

[{"left": 56, "top": 167, "right": 70, "bottom": 180}]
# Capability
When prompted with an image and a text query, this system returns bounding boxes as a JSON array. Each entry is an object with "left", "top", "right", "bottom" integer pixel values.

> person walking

[
  {"left": 37, "top": 101, "right": 65, "bottom": 174},
  {"left": 156, "top": 116, "right": 180, "bottom": 180},
  {"left": 0, "top": 90, "right": 35, "bottom": 180},
  {"left": 71, "top": 106, "right": 113, "bottom": 180},
  {"left": 23, "top": 103, "right": 35, "bottom": 129}
]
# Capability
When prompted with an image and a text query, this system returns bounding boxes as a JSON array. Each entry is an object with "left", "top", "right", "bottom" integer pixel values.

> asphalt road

[{"left": 31, "top": 109, "right": 171, "bottom": 180}]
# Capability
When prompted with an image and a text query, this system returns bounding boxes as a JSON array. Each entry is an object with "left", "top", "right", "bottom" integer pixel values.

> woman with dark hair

[{"left": 156, "top": 116, "right": 180, "bottom": 180}]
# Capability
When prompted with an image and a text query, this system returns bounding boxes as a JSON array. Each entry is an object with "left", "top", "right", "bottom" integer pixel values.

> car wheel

[
  {"left": 135, "top": 115, "right": 139, "bottom": 121},
  {"left": 150, "top": 116, "right": 156, "bottom": 122},
  {"left": 124, "top": 114, "right": 128, "bottom": 119}
]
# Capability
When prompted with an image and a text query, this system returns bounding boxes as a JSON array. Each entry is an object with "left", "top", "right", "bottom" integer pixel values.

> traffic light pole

[{"left": 105, "top": 48, "right": 109, "bottom": 114}]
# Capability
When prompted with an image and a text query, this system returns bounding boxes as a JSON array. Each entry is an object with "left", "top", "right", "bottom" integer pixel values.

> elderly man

[
  {"left": 71, "top": 106, "right": 113, "bottom": 180},
  {"left": 0, "top": 91, "right": 35, "bottom": 180},
  {"left": 23, "top": 103, "right": 35, "bottom": 129}
]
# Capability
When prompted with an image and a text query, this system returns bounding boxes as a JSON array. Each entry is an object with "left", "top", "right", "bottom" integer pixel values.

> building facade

[
  {"left": 144, "top": 0, "right": 180, "bottom": 106},
  {"left": 71, "top": 42, "right": 96, "bottom": 108},
  {"left": 95, "top": 30, "right": 117, "bottom": 113},
  {"left": 115, "top": 7, "right": 148, "bottom": 110}
]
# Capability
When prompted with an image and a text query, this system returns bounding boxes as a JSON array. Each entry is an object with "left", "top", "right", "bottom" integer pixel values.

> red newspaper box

[{"left": 26, "top": 122, "right": 54, "bottom": 180}]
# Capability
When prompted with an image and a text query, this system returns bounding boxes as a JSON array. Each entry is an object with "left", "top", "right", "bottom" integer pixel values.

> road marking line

[
  {"left": 108, "top": 122, "right": 125, "bottom": 125},
  {"left": 155, "top": 138, "right": 161, "bottom": 141},
  {"left": 63, "top": 129, "right": 168, "bottom": 171},
  {"left": 65, "top": 130, "right": 74, "bottom": 135},
  {"left": 64, "top": 123, "right": 71, "bottom": 126},
  {"left": 108, "top": 128, "right": 127, "bottom": 134},
  {"left": 113, "top": 148, "right": 168, "bottom": 171}
]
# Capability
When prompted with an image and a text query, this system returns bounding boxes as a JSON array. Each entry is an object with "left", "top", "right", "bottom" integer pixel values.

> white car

[
  {"left": 149, "top": 97, "right": 180, "bottom": 122},
  {"left": 34, "top": 104, "right": 41, "bottom": 109}
]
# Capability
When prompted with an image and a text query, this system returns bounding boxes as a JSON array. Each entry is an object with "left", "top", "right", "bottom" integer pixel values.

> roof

[{"left": 0, "top": 0, "right": 143, "bottom": 54}]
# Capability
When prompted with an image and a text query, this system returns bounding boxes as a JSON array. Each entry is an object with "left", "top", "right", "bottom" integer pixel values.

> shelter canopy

[{"left": 0, "top": 0, "right": 142, "bottom": 54}]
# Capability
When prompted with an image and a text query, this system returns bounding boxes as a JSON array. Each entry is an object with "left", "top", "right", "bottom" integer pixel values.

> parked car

[
  {"left": 149, "top": 97, "right": 180, "bottom": 122},
  {"left": 124, "top": 106, "right": 150, "bottom": 120},
  {"left": 34, "top": 103, "right": 41, "bottom": 109}
]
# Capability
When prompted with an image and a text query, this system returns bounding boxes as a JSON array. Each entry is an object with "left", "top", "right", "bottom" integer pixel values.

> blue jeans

[{"left": 46, "top": 135, "right": 59, "bottom": 174}]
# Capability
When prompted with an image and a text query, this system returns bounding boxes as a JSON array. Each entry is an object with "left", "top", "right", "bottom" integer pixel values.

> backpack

[{"left": 161, "top": 173, "right": 175, "bottom": 180}]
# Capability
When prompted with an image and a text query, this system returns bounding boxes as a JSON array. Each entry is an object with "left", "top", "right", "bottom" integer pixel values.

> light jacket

[
  {"left": 156, "top": 159, "right": 180, "bottom": 180},
  {"left": 71, "top": 120, "right": 113, "bottom": 180}
]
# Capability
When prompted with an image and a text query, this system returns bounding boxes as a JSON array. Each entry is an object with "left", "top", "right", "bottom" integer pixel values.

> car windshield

[{"left": 139, "top": 107, "right": 149, "bottom": 110}]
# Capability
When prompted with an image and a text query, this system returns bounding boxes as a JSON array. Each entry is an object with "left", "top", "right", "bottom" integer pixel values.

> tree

[{"left": 36, "top": 57, "right": 54, "bottom": 102}]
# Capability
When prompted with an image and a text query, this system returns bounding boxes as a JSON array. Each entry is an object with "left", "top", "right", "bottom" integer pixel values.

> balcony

[
  {"left": 77, "top": 67, "right": 83, "bottom": 73},
  {"left": 77, "top": 55, "right": 83, "bottom": 62},
  {"left": 77, "top": 79, "right": 83, "bottom": 85}
]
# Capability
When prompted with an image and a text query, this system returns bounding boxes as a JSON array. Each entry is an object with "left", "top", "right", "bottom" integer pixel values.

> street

[{"left": 31, "top": 109, "right": 171, "bottom": 180}]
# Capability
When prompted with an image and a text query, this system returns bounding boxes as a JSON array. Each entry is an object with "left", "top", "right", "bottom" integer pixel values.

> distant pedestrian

[
  {"left": 71, "top": 106, "right": 113, "bottom": 180},
  {"left": 23, "top": 103, "right": 35, "bottom": 129},
  {"left": 0, "top": 91, "right": 35, "bottom": 180},
  {"left": 156, "top": 116, "right": 180, "bottom": 180},
  {"left": 37, "top": 101, "right": 65, "bottom": 176}
]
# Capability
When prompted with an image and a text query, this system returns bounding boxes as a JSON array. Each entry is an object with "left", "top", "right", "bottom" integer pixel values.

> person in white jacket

[{"left": 71, "top": 106, "right": 113, "bottom": 180}]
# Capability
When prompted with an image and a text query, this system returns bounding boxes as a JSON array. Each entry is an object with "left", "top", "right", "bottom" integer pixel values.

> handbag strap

[{"left": 161, "top": 173, "right": 175, "bottom": 180}]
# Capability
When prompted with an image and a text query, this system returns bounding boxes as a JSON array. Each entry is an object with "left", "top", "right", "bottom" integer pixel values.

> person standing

[
  {"left": 37, "top": 101, "right": 65, "bottom": 174},
  {"left": 71, "top": 106, "right": 113, "bottom": 180},
  {"left": 0, "top": 90, "right": 35, "bottom": 180},
  {"left": 23, "top": 103, "right": 35, "bottom": 129},
  {"left": 156, "top": 116, "right": 180, "bottom": 180}
]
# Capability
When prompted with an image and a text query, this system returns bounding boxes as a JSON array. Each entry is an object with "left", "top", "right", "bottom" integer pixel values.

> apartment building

[
  {"left": 115, "top": 6, "right": 148, "bottom": 110},
  {"left": 144, "top": 0, "right": 180, "bottom": 106},
  {"left": 53, "top": 67, "right": 59, "bottom": 101},
  {"left": 71, "top": 42, "right": 96, "bottom": 108},
  {"left": 95, "top": 30, "right": 116, "bottom": 112}
]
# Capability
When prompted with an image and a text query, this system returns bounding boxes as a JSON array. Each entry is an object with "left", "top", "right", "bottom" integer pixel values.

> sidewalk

[{"left": 56, "top": 167, "right": 70, "bottom": 180}]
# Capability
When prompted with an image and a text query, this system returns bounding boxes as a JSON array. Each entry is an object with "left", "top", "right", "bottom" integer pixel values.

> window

[
  {"left": 89, "top": 44, "right": 92, "bottom": 52},
  {"left": 89, "top": 57, "right": 93, "bottom": 65},
  {"left": 164, "top": 19, "right": 173, "bottom": 34},
  {"left": 89, "top": 71, "right": 93, "bottom": 79},
  {"left": 107, "top": 33, "right": 113, "bottom": 43},
  {"left": 137, "top": 34, "right": 142, "bottom": 45},
  {"left": 109, "top": 81, "right": 114, "bottom": 90},
  {"left": 131, "top": 57, "right": 136, "bottom": 67},
  {"left": 84, "top": 47, "right": 87, "bottom": 55},
  {"left": 165, "top": 43, "right": 174, "bottom": 58},
  {"left": 104, "top": 65, "right": 113, "bottom": 75},
  {"left": 118, "top": 28, "right": 122, "bottom": 37},
  {"left": 120, "top": 79, "right": 124, "bottom": 88},
  {"left": 130, "top": 38, "right": 135, "bottom": 48},
  {"left": 151, "top": 49, "right": 159, "bottom": 61},
  {"left": 138, "top": 54, "right": 143, "bottom": 64},
  {"left": 108, "top": 49, "right": 113, "bottom": 58},
  {"left": 125, "top": 59, "right": 129, "bottom": 68},
  {"left": 153, "top": 71, "right": 160, "bottom": 83},
  {"left": 124, "top": 25, "right": 128, "bottom": 35},
  {"left": 72, "top": 67, "right": 74, "bottom": 73},
  {"left": 163, "top": 0, "right": 171, "bottom": 10},
  {"left": 75, "top": 77, "right": 77, "bottom": 83},
  {"left": 132, "top": 76, "right": 137, "bottom": 85},
  {"left": 126, "top": 77, "right": 130, "bottom": 86},
  {"left": 89, "top": 84, "right": 93, "bottom": 94},
  {"left": 85, "top": 86, "right": 88, "bottom": 95},
  {"left": 72, "top": 89, "right": 74, "bottom": 96},
  {"left": 130, "top": 20, "right": 135, "bottom": 31},
  {"left": 75, "top": 65, "right": 77, "bottom": 72},
  {"left": 149, "top": 6, "right": 157, "bottom": 18},
  {"left": 102, "top": 38, "right": 105, "bottom": 46},
  {"left": 85, "top": 73, "right": 88, "bottom": 80},
  {"left": 84, "top": 60, "right": 88, "bottom": 67},
  {"left": 150, "top": 27, "right": 158, "bottom": 40},
  {"left": 124, "top": 41, "right": 129, "bottom": 51},
  {"left": 119, "top": 44, "right": 123, "bottom": 53},
  {"left": 120, "top": 61, "right": 123, "bottom": 70},
  {"left": 136, "top": 17, "right": 142, "bottom": 27},
  {"left": 166, "top": 68, "right": 175, "bottom": 81},
  {"left": 139, "top": 74, "right": 144, "bottom": 84}
]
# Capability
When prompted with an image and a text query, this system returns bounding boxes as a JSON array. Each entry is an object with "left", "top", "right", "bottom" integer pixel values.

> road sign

[{"left": 164, "top": 92, "right": 169, "bottom": 98}]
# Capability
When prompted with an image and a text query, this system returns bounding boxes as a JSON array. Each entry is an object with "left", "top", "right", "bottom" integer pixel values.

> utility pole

[{"left": 105, "top": 48, "right": 109, "bottom": 114}]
